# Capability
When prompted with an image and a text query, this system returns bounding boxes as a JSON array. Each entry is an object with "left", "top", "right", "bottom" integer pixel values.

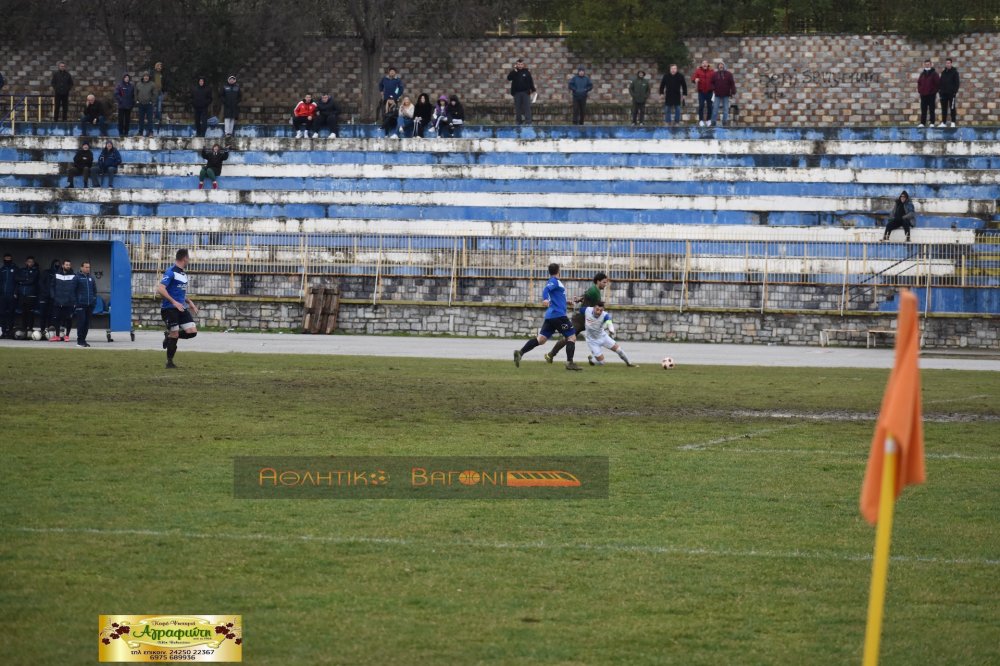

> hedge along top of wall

[{"left": 2, "top": 33, "right": 998, "bottom": 126}]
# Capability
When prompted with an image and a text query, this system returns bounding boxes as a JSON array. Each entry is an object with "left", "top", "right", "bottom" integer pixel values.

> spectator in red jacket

[
  {"left": 709, "top": 61, "right": 736, "bottom": 127},
  {"left": 917, "top": 59, "right": 940, "bottom": 127},
  {"left": 293, "top": 94, "right": 318, "bottom": 139},
  {"left": 692, "top": 60, "right": 714, "bottom": 127}
]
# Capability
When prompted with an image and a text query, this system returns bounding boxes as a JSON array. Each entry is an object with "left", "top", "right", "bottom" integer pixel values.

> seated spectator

[
  {"left": 883, "top": 190, "right": 916, "bottom": 242},
  {"left": 315, "top": 94, "right": 340, "bottom": 138},
  {"left": 414, "top": 93, "right": 433, "bottom": 138},
  {"left": 432, "top": 95, "right": 450, "bottom": 137},
  {"left": 394, "top": 96, "right": 415, "bottom": 138},
  {"left": 380, "top": 99, "right": 398, "bottom": 137},
  {"left": 67, "top": 141, "right": 94, "bottom": 188},
  {"left": 199, "top": 143, "right": 229, "bottom": 190},
  {"left": 96, "top": 140, "right": 122, "bottom": 188},
  {"left": 293, "top": 94, "right": 318, "bottom": 139},
  {"left": 80, "top": 95, "right": 108, "bottom": 135},
  {"left": 448, "top": 95, "right": 465, "bottom": 138}
]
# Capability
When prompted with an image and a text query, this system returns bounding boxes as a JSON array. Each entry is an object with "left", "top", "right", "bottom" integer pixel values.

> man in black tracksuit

[
  {"left": 75, "top": 261, "right": 98, "bottom": 347},
  {"left": 191, "top": 76, "right": 213, "bottom": 137},
  {"left": 51, "top": 62, "right": 73, "bottom": 121},
  {"left": 39, "top": 260, "right": 60, "bottom": 337},
  {"left": 50, "top": 259, "right": 77, "bottom": 342},
  {"left": 507, "top": 59, "right": 536, "bottom": 125},
  {"left": 315, "top": 94, "right": 340, "bottom": 137},
  {"left": 68, "top": 141, "right": 94, "bottom": 188},
  {"left": 15, "top": 256, "right": 40, "bottom": 334},
  {"left": 0, "top": 253, "right": 16, "bottom": 338},
  {"left": 938, "top": 58, "right": 960, "bottom": 127}
]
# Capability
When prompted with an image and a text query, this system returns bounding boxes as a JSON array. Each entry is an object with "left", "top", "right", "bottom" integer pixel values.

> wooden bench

[
  {"left": 866, "top": 328, "right": 895, "bottom": 348},
  {"left": 867, "top": 328, "right": 925, "bottom": 349},
  {"left": 819, "top": 328, "right": 866, "bottom": 347}
]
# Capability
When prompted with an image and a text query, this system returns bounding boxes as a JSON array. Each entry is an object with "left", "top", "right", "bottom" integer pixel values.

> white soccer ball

[
  {"left": 661, "top": 357, "right": 675, "bottom": 369},
  {"left": 30, "top": 329, "right": 43, "bottom": 341},
  {"left": 13, "top": 329, "right": 26, "bottom": 340}
]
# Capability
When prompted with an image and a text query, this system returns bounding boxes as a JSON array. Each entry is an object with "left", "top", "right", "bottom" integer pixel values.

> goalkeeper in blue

[
  {"left": 514, "top": 263, "right": 583, "bottom": 371},
  {"left": 584, "top": 302, "right": 638, "bottom": 367}
]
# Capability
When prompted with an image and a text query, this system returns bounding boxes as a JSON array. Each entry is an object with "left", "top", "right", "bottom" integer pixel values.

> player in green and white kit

[
  {"left": 546, "top": 271, "right": 608, "bottom": 363},
  {"left": 584, "top": 301, "right": 637, "bottom": 367}
]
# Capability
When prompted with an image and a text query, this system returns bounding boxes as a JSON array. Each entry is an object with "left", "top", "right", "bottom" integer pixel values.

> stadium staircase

[{"left": 0, "top": 124, "right": 998, "bottom": 314}]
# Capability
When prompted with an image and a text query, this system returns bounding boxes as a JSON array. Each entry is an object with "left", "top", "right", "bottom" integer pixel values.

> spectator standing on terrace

[
  {"left": 568, "top": 67, "right": 593, "bottom": 125},
  {"left": 153, "top": 62, "right": 166, "bottom": 126},
  {"left": 448, "top": 95, "right": 465, "bottom": 137},
  {"left": 394, "top": 96, "right": 416, "bottom": 138},
  {"left": 191, "top": 76, "right": 213, "bottom": 137},
  {"left": 67, "top": 141, "right": 94, "bottom": 188},
  {"left": 378, "top": 68, "right": 404, "bottom": 121},
  {"left": 0, "top": 71, "right": 6, "bottom": 94},
  {"left": 709, "top": 62, "right": 736, "bottom": 127},
  {"left": 50, "top": 259, "right": 76, "bottom": 342},
  {"left": 51, "top": 62, "right": 73, "bottom": 122},
  {"left": 628, "top": 71, "right": 650, "bottom": 126},
  {"left": 96, "top": 140, "right": 122, "bottom": 187},
  {"left": 16, "top": 256, "right": 40, "bottom": 334},
  {"left": 74, "top": 261, "right": 97, "bottom": 348},
  {"left": 135, "top": 72, "right": 157, "bottom": 137},
  {"left": 114, "top": 74, "right": 135, "bottom": 137},
  {"left": 414, "top": 93, "right": 433, "bottom": 137},
  {"left": 198, "top": 143, "right": 229, "bottom": 190},
  {"left": 293, "top": 94, "right": 318, "bottom": 139},
  {"left": 917, "top": 59, "right": 940, "bottom": 127},
  {"left": 660, "top": 64, "right": 687, "bottom": 126},
  {"left": 80, "top": 95, "right": 108, "bottom": 135},
  {"left": 0, "top": 253, "right": 15, "bottom": 339},
  {"left": 938, "top": 58, "right": 959, "bottom": 128},
  {"left": 507, "top": 59, "right": 536, "bottom": 126},
  {"left": 692, "top": 60, "right": 714, "bottom": 127},
  {"left": 315, "top": 94, "right": 340, "bottom": 138},
  {"left": 221, "top": 75, "right": 241, "bottom": 138},
  {"left": 883, "top": 191, "right": 916, "bottom": 243}
]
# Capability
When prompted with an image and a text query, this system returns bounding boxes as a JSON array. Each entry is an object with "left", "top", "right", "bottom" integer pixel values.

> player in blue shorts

[
  {"left": 513, "top": 263, "right": 583, "bottom": 371},
  {"left": 156, "top": 249, "right": 199, "bottom": 369}
]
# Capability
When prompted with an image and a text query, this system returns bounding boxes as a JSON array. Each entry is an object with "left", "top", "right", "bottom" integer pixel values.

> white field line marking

[
  {"left": 7, "top": 526, "right": 997, "bottom": 567},
  {"left": 924, "top": 394, "right": 991, "bottom": 405},
  {"left": 678, "top": 424, "right": 803, "bottom": 451},
  {"left": 698, "top": 447, "right": 999, "bottom": 461}
]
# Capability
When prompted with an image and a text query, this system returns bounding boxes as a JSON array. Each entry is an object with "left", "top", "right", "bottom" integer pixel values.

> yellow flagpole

[{"left": 862, "top": 435, "right": 898, "bottom": 666}]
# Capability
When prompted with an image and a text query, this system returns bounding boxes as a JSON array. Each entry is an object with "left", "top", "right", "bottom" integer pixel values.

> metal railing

[
  {"left": 2, "top": 94, "right": 47, "bottom": 134},
  {"left": 10, "top": 228, "right": 989, "bottom": 312}
]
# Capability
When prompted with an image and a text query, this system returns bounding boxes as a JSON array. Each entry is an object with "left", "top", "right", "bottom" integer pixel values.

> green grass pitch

[{"left": 1, "top": 348, "right": 998, "bottom": 664}]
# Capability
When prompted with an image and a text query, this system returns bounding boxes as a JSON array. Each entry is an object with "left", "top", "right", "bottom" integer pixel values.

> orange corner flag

[{"left": 860, "top": 290, "right": 926, "bottom": 525}]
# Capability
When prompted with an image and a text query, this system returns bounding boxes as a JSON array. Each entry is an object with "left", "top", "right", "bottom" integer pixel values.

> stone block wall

[
  {"left": 131, "top": 295, "right": 998, "bottom": 349},
  {"left": 3, "top": 32, "right": 997, "bottom": 125}
]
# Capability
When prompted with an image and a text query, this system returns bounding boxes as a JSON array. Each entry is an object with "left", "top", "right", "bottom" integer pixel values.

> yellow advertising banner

[{"left": 98, "top": 615, "right": 242, "bottom": 662}]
